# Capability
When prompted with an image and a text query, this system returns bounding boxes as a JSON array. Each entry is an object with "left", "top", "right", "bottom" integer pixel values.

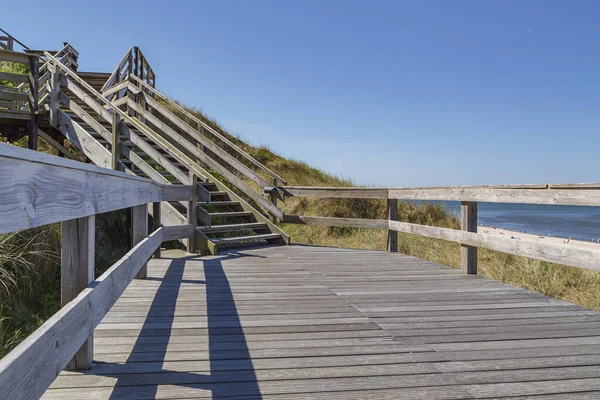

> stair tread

[
  {"left": 210, "top": 233, "right": 281, "bottom": 244},
  {"left": 199, "top": 200, "right": 239, "bottom": 206},
  {"left": 199, "top": 222, "right": 267, "bottom": 232},
  {"left": 209, "top": 211, "right": 253, "bottom": 217}
]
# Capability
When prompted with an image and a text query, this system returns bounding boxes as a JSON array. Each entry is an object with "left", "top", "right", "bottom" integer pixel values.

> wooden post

[
  {"left": 461, "top": 201, "right": 478, "bottom": 274},
  {"left": 269, "top": 178, "right": 279, "bottom": 223},
  {"left": 49, "top": 64, "right": 60, "bottom": 128},
  {"left": 132, "top": 204, "right": 148, "bottom": 279},
  {"left": 187, "top": 173, "right": 198, "bottom": 252},
  {"left": 111, "top": 112, "right": 121, "bottom": 170},
  {"left": 152, "top": 202, "right": 161, "bottom": 259},
  {"left": 28, "top": 56, "right": 39, "bottom": 151},
  {"left": 61, "top": 215, "right": 95, "bottom": 370},
  {"left": 387, "top": 199, "right": 398, "bottom": 252},
  {"left": 7, "top": 36, "right": 13, "bottom": 51}
]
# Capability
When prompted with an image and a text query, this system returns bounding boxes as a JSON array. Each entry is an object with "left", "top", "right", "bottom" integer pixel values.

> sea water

[{"left": 422, "top": 201, "right": 600, "bottom": 242}]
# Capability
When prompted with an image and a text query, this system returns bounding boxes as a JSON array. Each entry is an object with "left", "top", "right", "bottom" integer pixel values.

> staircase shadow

[{"left": 92, "top": 251, "right": 264, "bottom": 399}]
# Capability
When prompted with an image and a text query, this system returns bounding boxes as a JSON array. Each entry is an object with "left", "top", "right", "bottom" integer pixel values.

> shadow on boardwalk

[{"left": 96, "top": 252, "right": 264, "bottom": 399}]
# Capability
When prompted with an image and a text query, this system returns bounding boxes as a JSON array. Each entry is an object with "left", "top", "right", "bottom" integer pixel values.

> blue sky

[{"left": 4, "top": 1, "right": 599, "bottom": 186}]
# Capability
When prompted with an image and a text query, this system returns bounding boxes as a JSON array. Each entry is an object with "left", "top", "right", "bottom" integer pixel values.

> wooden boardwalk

[{"left": 44, "top": 245, "right": 600, "bottom": 399}]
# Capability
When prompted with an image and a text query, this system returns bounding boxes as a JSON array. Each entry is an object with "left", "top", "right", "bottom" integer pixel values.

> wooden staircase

[{"left": 10, "top": 43, "right": 290, "bottom": 254}]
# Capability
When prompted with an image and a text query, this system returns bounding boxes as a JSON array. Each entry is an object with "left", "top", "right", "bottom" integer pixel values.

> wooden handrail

[
  {"left": 280, "top": 185, "right": 600, "bottom": 274},
  {"left": 128, "top": 74, "right": 288, "bottom": 185}
]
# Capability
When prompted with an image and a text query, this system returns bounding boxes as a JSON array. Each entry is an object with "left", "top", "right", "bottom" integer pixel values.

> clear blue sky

[{"left": 5, "top": 1, "right": 599, "bottom": 186}]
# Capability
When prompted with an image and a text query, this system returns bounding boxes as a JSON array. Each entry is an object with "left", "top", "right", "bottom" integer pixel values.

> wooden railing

[
  {"left": 99, "top": 73, "right": 286, "bottom": 221},
  {"left": 280, "top": 185, "right": 600, "bottom": 273},
  {"left": 0, "top": 144, "right": 199, "bottom": 400},
  {"left": 0, "top": 28, "right": 29, "bottom": 52},
  {"left": 100, "top": 46, "right": 155, "bottom": 96}
]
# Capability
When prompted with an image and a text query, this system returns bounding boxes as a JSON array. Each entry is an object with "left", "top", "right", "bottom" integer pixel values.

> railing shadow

[{"left": 97, "top": 251, "right": 264, "bottom": 399}]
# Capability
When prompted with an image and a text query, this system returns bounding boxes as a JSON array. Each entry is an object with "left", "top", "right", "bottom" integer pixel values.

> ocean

[{"left": 426, "top": 201, "right": 600, "bottom": 243}]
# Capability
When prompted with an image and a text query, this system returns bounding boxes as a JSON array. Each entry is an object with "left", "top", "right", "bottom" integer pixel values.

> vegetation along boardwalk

[
  {"left": 46, "top": 245, "right": 600, "bottom": 399},
  {"left": 2, "top": 28, "right": 600, "bottom": 399}
]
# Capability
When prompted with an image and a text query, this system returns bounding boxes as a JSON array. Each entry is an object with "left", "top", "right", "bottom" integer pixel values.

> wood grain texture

[
  {"left": 461, "top": 201, "right": 477, "bottom": 274},
  {"left": 0, "top": 228, "right": 163, "bottom": 400},
  {"left": 41, "top": 244, "right": 600, "bottom": 399},
  {"left": 281, "top": 187, "right": 388, "bottom": 199},
  {"left": 0, "top": 144, "right": 162, "bottom": 233}
]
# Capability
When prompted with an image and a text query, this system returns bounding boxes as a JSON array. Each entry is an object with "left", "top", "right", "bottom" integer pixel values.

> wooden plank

[
  {"left": 111, "top": 112, "right": 120, "bottom": 170},
  {"left": 0, "top": 143, "right": 161, "bottom": 233},
  {"left": 282, "top": 215, "right": 388, "bottom": 229},
  {"left": 461, "top": 201, "right": 477, "bottom": 274},
  {"left": 140, "top": 93, "right": 271, "bottom": 188},
  {"left": 61, "top": 216, "right": 95, "bottom": 370},
  {"left": 0, "top": 228, "right": 163, "bottom": 400},
  {"left": 187, "top": 173, "right": 198, "bottom": 252},
  {"left": 0, "top": 71, "right": 29, "bottom": 83},
  {"left": 152, "top": 202, "right": 161, "bottom": 258},
  {"left": 0, "top": 90, "right": 28, "bottom": 102},
  {"left": 281, "top": 187, "right": 388, "bottom": 199},
  {"left": 163, "top": 224, "right": 194, "bottom": 241},
  {"left": 0, "top": 48, "right": 36, "bottom": 64},
  {"left": 129, "top": 75, "right": 287, "bottom": 184},
  {"left": 161, "top": 185, "right": 193, "bottom": 202},
  {"left": 387, "top": 199, "right": 398, "bottom": 252},
  {"left": 389, "top": 186, "right": 600, "bottom": 207},
  {"left": 387, "top": 220, "right": 600, "bottom": 272},
  {"left": 132, "top": 204, "right": 148, "bottom": 279},
  {"left": 36, "top": 128, "right": 77, "bottom": 160}
]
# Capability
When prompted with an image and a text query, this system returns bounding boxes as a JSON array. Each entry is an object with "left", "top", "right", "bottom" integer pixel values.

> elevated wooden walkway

[{"left": 44, "top": 245, "right": 600, "bottom": 399}]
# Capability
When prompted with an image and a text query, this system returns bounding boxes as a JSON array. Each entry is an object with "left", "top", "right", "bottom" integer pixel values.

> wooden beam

[
  {"left": 388, "top": 187, "right": 600, "bottom": 207},
  {"left": 461, "top": 201, "right": 477, "bottom": 274},
  {"left": 0, "top": 71, "right": 28, "bottom": 83},
  {"left": 36, "top": 128, "right": 77, "bottom": 160},
  {"left": 152, "top": 202, "right": 161, "bottom": 258},
  {"left": 132, "top": 204, "right": 148, "bottom": 279},
  {"left": 0, "top": 228, "right": 163, "bottom": 400},
  {"left": 28, "top": 56, "right": 39, "bottom": 151},
  {"left": 387, "top": 220, "right": 600, "bottom": 273},
  {"left": 163, "top": 224, "right": 195, "bottom": 241},
  {"left": 61, "top": 216, "right": 95, "bottom": 370},
  {"left": 387, "top": 199, "right": 398, "bottom": 252},
  {"left": 280, "top": 187, "right": 389, "bottom": 199},
  {"left": 186, "top": 173, "right": 198, "bottom": 252},
  {"left": 111, "top": 112, "right": 121, "bottom": 170},
  {"left": 282, "top": 215, "right": 388, "bottom": 229},
  {"left": 0, "top": 144, "right": 162, "bottom": 233}
]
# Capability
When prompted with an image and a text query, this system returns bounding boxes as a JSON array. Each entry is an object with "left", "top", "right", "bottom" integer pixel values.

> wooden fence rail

[
  {"left": 280, "top": 186, "right": 600, "bottom": 274},
  {"left": 0, "top": 144, "right": 200, "bottom": 400}
]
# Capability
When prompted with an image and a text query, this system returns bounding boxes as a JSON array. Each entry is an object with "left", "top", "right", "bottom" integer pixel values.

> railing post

[
  {"left": 28, "top": 56, "right": 39, "bottom": 151},
  {"left": 153, "top": 202, "right": 162, "bottom": 258},
  {"left": 269, "top": 178, "right": 279, "bottom": 223},
  {"left": 111, "top": 112, "right": 121, "bottom": 170},
  {"left": 387, "top": 198, "right": 398, "bottom": 252},
  {"left": 61, "top": 215, "right": 95, "bottom": 370},
  {"left": 132, "top": 204, "right": 148, "bottom": 279},
  {"left": 461, "top": 201, "right": 478, "bottom": 274},
  {"left": 49, "top": 63, "right": 60, "bottom": 128},
  {"left": 187, "top": 173, "right": 198, "bottom": 252}
]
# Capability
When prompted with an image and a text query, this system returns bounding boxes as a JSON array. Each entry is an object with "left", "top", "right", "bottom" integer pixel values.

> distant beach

[{"left": 478, "top": 225, "right": 600, "bottom": 251}]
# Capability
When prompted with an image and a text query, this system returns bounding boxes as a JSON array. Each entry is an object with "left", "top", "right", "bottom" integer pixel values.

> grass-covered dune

[{"left": 1, "top": 98, "right": 600, "bottom": 358}]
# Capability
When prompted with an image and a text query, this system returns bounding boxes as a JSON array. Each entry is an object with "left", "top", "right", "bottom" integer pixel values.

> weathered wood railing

[
  {"left": 0, "top": 28, "right": 29, "bottom": 52},
  {"left": 100, "top": 46, "right": 155, "bottom": 97},
  {"left": 0, "top": 144, "right": 200, "bottom": 400},
  {"left": 280, "top": 185, "right": 600, "bottom": 273},
  {"left": 102, "top": 74, "right": 287, "bottom": 222}
]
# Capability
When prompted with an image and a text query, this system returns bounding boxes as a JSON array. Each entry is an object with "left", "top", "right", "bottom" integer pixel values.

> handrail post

[
  {"left": 461, "top": 201, "right": 478, "bottom": 274},
  {"left": 61, "top": 215, "right": 95, "bottom": 370},
  {"left": 111, "top": 112, "right": 121, "bottom": 170},
  {"left": 152, "top": 202, "right": 162, "bottom": 258},
  {"left": 28, "top": 55, "right": 39, "bottom": 150},
  {"left": 132, "top": 204, "right": 148, "bottom": 279},
  {"left": 49, "top": 62, "right": 60, "bottom": 128},
  {"left": 387, "top": 198, "right": 398, "bottom": 252},
  {"left": 269, "top": 178, "right": 279, "bottom": 223},
  {"left": 187, "top": 173, "right": 198, "bottom": 252}
]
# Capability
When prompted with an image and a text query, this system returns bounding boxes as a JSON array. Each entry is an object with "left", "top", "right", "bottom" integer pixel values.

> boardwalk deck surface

[{"left": 44, "top": 245, "right": 600, "bottom": 399}]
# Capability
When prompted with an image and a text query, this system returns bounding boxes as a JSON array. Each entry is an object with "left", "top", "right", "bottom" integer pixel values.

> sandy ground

[{"left": 479, "top": 226, "right": 600, "bottom": 250}]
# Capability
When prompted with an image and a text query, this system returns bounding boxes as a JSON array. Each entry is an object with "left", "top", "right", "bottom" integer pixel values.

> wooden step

[
  {"left": 199, "top": 222, "right": 267, "bottom": 233},
  {"left": 209, "top": 211, "right": 253, "bottom": 219},
  {"left": 210, "top": 233, "right": 281, "bottom": 246},
  {"left": 199, "top": 200, "right": 239, "bottom": 207}
]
